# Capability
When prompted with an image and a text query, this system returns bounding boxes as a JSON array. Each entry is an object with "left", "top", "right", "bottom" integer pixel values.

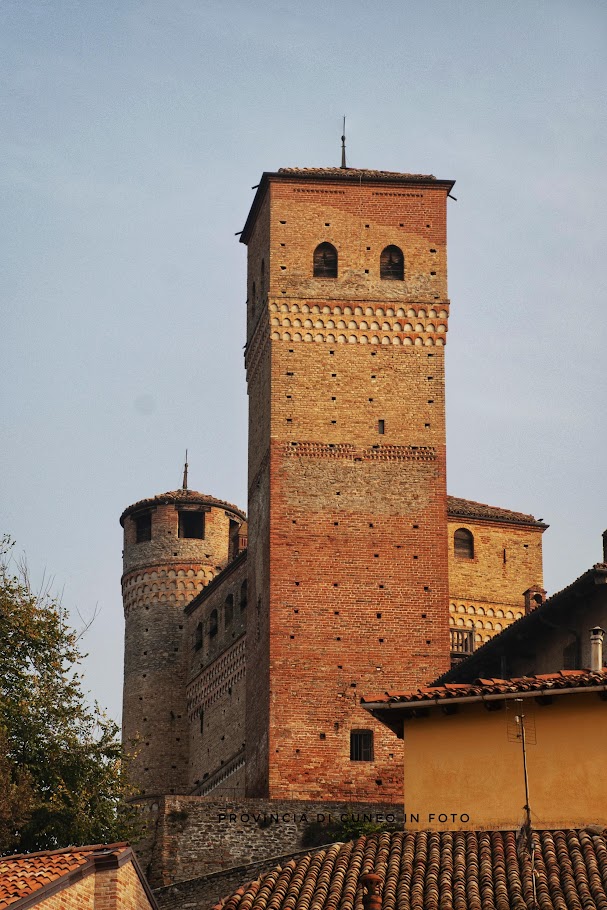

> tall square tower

[{"left": 241, "top": 167, "right": 455, "bottom": 801}]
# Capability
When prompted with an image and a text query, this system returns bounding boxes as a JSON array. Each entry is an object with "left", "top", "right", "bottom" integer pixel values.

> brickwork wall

[
  {"left": 122, "top": 497, "right": 244, "bottom": 797},
  {"left": 245, "top": 189, "right": 273, "bottom": 798},
  {"left": 38, "top": 873, "right": 96, "bottom": 909},
  {"left": 145, "top": 796, "right": 403, "bottom": 888},
  {"left": 37, "top": 861, "right": 153, "bottom": 910},
  {"left": 244, "top": 174, "right": 453, "bottom": 801},
  {"left": 187, "top": 554, "right": 248, "bottom": 678},
  {"left": 447, "top": 518, "right": 544, "bottom": 647},
  {"left": 96, "top": 860, "right": 155, "bottom": 910},
  {"left": 187, "top": 630, "right": 247, "bottom": 793}
]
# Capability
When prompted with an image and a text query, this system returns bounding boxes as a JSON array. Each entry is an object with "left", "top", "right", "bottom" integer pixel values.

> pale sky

[{"left": 1, "top": 0, "right": 606, "bottom": 725}]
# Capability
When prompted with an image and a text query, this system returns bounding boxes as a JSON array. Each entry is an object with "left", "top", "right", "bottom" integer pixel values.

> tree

[{"left": 0, "top": 536, "right": 140, "bottom": 854}]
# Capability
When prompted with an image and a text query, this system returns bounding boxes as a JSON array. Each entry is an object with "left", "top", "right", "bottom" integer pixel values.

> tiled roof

[
  {"left": 433, "top": 562, "right": 607, "bottom": 686},
  {"left": 362, "top": 670, "right": 607, "bottom": 711},
  {"left": 276, "top": 167, "right": 437, "bottom": 180},
  {"left": 446, "top": 496, "right": 547, "bottom": 528},
  {"left": 120, "top": 489, "right": 246, "bottom": 525},
  {"left": 212, "top": 830, "right": 607, "bottom": 910},
  {"left": 0, "top": 843, "right": 128, "bottom": 909}
]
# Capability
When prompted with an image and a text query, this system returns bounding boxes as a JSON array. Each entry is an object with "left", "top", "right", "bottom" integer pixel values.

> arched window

[
  {"left": 313, "top": 242, "right": 338, "bottom": 278},
  {"left": 209, "top": 609, "right": 218, "bottom": 637},
  {"left": 194, "top": 622, "right": 203, "bottom": 651},
  {"left": 454, "top": 528, "right": 474, "bottom": 560},
  {"left": 240, "top": 579, "right": 248, "bottom": 611},
  {"left": 225, "top": 593, "right": 234, "bottom": 628},
  {"left": 380, "top": 245, "right": 404, "bottom": 280}
]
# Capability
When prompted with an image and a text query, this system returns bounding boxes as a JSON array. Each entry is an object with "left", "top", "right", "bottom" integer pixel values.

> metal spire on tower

[
  {"left": 182, "top": 450, "right": 188, "bottom": 490},
  {"left": 340, "top": 117, "right": 347, "bottom": 168}
]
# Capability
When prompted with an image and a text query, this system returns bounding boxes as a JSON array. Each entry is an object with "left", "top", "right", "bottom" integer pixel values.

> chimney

[
  {"left": 602, "top": 529, "right": 607, "bottom": 564},
  {"left": 524, "top": 587, "right": 546, "bottom": 614},
  {"left": 360, "top": 873, "right": 382, "bottom": 910},
  {"left": 590, "top": 627, "right": 605, "bottom": 673}
]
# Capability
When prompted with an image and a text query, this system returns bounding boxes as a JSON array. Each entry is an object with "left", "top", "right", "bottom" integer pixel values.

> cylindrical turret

[{"left": 120, "top": 488, "right": 246, "bottom": 797}]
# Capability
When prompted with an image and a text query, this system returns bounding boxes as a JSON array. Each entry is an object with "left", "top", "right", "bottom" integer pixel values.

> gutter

[{"left": 362, "top": 682, "right": 607, "bottom": 714}]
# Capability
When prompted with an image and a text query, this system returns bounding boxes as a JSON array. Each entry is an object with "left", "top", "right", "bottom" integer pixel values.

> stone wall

[
  {"left": 143, "top": 796, "right": 403, "bottom": 888},
  {"left": 153, "top": 847, "right": 325, "bottom": 910}
]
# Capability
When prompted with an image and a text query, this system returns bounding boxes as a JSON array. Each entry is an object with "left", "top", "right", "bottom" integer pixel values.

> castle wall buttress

[{"left": 242, "top": 169, "right": 454, "bottom": 801}]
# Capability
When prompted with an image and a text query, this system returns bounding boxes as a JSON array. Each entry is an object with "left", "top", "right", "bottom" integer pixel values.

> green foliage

[
  {"left": 0, "top": 536, "right": 140, "bottom": 854},
  {"left": 301, "top": 816, "right": 400, "bottom": 849}
]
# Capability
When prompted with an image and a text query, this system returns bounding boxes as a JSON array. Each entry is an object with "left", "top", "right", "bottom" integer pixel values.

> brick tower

[
  {"left": 120, "top": 487, "right": 246, "bottom": 797},
  {"left": 241, "top": 166, "right": 455, "bottom": 801}
]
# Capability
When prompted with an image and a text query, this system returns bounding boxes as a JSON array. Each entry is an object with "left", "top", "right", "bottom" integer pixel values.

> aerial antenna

[
  {"left": 509, "top": 699, "right": 538, "bottom": 906},
  {"left": 340, "top": 117, "right": 347, "bottom": 169},
  {"left": 182, "top": 450, "right": 189, "bottom": 490}
]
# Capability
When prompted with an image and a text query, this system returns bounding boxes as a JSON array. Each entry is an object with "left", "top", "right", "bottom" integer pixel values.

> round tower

[{"left": 120, "top": 487, "right": 246, "bottom": 797}]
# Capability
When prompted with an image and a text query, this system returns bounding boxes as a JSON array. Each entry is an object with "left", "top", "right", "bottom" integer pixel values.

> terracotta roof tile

[
  {"left": 0, "top": 844, "right": 129, "bottom": 909},
  {"left": 119, "top": 489, "right": 246, "bottom": 525},
  {"left": 446, "top": 496, "right": 547, "bottom": 527},
  {"left": 276, "top": 167, "right": 437, "bottom": 181},
  {"left": 211, "top": 831, "right": 607, "bottom": 910},
  {"left": 363, "top": 669, "right": 607, "bottom": 709}
]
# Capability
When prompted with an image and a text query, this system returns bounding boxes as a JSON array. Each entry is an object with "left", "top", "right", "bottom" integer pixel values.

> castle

[{"left": 120, "top": 164, "right": 547, "bottom": 809}]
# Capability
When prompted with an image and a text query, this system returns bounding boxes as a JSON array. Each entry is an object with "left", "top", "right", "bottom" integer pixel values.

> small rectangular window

[
  {"left": 178, "top": 511, "right": 205, "bottom": 539},
  {"left": 350, "top": 730, "right": 374, "bottom": 761},
  {"left": 378, "top": 419, "right": 385, "bottom": 435},
  {"left": 135, "top": 513, "right": 152, "bottom": 543}
]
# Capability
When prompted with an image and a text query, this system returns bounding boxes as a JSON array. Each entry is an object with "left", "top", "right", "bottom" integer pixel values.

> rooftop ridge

[
  {"left": 446, "top": 495, "right": 547, "bottom": 527},
  {"left": 120, "top": 489, "right": 246, "bottom": 525},
  {"left": 362, "top": 668, "right": 607, "bottom": 707}
]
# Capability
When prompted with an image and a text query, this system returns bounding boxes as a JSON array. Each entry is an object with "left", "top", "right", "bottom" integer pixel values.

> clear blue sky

[{"left": 1, "top": 0, "right": 606, "bottom": 724}]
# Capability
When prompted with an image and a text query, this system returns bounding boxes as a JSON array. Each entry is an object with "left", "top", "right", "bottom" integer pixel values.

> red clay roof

[
  {"left": 276, "top": 167, "right": 437, "bottom": 180},
  {"left": 0, "top": 843, "right": 129, "bottom": 909},
  {"left": 362, "top": 669, "right": 607, "bottom": 709},
  {"left": 446, "top": 495, "right": 547, "bottom": 527},
  {"left": 120, "top": 489, "right": 246, "bottom": 525},
  {"left": 212, "top": 830, "right": 607, "bottom": 910}
]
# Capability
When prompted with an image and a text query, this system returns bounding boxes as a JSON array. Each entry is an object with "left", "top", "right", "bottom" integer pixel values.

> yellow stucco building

[{"left": 363, "top": 662, "right": 607, "bottom": 831}]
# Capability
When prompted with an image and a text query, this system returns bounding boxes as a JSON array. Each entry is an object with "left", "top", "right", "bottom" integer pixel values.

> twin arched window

[
  {"left": 312, "top": 243, "right": 404, "bottom": 280},
  {"left": 454, "top": 528, "right": 474, "bottom": 560}
]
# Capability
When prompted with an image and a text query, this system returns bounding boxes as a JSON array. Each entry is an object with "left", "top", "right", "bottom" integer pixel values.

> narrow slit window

[
  {"left": 240, "top": 579, "right": 248, "bottom": 611},
  {"left": 209, "top": 609, "right": 218, "bottom": 638},
  {"left": 313, "top": 242, "right": 338, "bottom": 278},
  {"left": 378, "top": 419, "right": 385, "bottom": 435},
  {"left": 225, "top": 593, "right": 234, "bottom": 627},
  {"left": 194, "top": 622, "right": 203, "bottom": 651},
  {"left": 380, "top": 245, "right": 404, "bottom": 280}
]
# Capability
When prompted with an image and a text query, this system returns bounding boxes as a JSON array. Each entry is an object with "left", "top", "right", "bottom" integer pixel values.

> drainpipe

[{"left": 590, "top": 627, "right": 605, "bottom": 673}]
